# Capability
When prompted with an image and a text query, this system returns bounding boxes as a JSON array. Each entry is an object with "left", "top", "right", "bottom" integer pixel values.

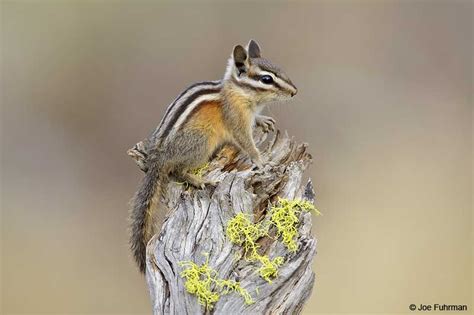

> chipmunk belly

[{"left": 185, "top": 100, "right": 229, "bottom": 156}]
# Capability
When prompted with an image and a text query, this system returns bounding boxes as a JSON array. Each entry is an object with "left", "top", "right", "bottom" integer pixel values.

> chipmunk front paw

[{"left": 255, "top": 115, "right": 275, "bottom": 132}]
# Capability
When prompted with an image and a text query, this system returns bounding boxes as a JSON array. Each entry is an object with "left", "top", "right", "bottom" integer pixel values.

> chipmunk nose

[{"left": 291, "top": 88, "right": 297, "bottom": 97}]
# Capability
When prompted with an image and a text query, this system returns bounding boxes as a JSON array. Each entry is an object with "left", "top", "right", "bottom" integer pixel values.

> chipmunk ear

[
  {"left": 233, "top": 45, "right": 249, "bottom": 75},
  {"left": 247, "top": 39, "right": 261, "bottom": 58}
]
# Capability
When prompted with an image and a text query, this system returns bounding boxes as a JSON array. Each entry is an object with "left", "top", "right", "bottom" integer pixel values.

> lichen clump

[
  {"left": 179, "top": 255, "right": 253, "bottom": 310},
  {"left": 226, "top": 198, "right": 319, "bottom": 282},
  {"left": 270, "top": 198, "right": 320, "bottom": 252},
  {"left": 191, "top": 162, "right": 210, "bottom": 177},
  {"left": 175, "top": 163, "right": 210, "bottom": 187},
  {"left": 181, "top": 198, "right": 319, "bottom": 308},
  {"left": 226, "top": 213, "right": 284, "bottom": 283}
]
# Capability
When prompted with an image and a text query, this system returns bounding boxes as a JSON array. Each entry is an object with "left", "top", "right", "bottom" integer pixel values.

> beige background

[{"left": 1, "top": 1, "right": 472, "bottom": 314}]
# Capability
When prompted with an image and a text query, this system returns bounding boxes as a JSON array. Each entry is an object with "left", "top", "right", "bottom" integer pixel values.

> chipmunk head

[{"left": 224, "top": 40, "right": 297, "bottom": 105}]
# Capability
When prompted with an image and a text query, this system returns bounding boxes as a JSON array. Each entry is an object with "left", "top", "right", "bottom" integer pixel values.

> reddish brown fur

[{"left": 185, "top": 100, "right": 231, "bottom": 153}]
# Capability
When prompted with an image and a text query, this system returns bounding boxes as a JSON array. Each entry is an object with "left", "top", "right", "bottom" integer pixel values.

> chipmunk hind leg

[
  {"left": 173, "top": 172, "right": 207, "bottom": 189},
  {"left": 167, "top": 129, "right": 214, "bottom": 188}
]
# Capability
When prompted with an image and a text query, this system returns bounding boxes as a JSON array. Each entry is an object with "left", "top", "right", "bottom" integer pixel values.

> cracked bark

[{"left": 128, "top": 127, "right": 318, "bottom": 315}]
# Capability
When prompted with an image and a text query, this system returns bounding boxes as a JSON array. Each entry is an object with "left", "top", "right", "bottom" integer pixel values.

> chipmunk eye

[{"left": 260, "top": 75, "right": 274, "bottom": 84}]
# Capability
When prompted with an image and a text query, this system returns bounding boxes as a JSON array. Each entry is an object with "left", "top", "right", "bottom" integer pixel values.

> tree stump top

[{"left": 128, "top": 128, "right": 318, "bottom": 314}]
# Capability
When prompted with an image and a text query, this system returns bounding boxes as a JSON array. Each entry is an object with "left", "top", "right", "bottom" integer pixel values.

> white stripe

[
  {"left": 274, "top": 77, "right": 295, "bottom": 92},
  {"left": 255, "top": 69, "right": 296, "bottom": 93},
  {"left": 256, "top": 70, "right": 275, "bottom": 77},
  {"left": 160, "top": 82, "right": 221, "bottom": 127},
  {"left": 167, "top": 92, "right": 222, "bottom": 138},
  {"left": 234, "top": 73, "right": 275, "bottom": 90},
  {"left": 153, "top": 82, "right": 222, "bottom": 140}
]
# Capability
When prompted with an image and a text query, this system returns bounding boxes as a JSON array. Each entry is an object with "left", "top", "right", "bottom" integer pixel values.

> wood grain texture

[{"left": 128, "top": 128, "right": 317, "bottom": 315}]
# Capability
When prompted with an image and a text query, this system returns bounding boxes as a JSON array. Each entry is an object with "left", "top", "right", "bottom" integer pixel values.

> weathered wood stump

[{"left": 128, "top": 128, "right": 317, "bottom": 314}]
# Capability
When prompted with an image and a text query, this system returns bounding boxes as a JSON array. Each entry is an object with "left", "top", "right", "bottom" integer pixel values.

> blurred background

[{"left": 1, "top": 1, "right": 472, "bottom": 314}]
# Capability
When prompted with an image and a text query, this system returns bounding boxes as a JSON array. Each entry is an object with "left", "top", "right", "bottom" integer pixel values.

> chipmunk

[{"left": 130, "top": 40, "right": 297, "bottom": 273}]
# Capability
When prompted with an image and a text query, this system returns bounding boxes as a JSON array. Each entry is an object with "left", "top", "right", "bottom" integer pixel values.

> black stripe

[
  {"left": 231, "top": 76, "right": 267, "bottom": 92},
  {"left": 256, "top": 64, "right": 278, "bottom": 76},
  {"left": 160, "top": 87, "right": 222, "bottom": 140},
  {"left": 178, "top": 100, "right": 211, "bottom": 131},
  {"left": 248, "top": 73, "right": 284, "bottom": 90},
  {"left": 279, "top": 78, "right": 296, "bottom": 91},
  {"left": 272, "top": 80, "right": 283, "bottom": 90},
  {"left": 275, "top": 76, "right": 297, "bottom": 91},
  {"left": 155, "top": 80, "right": 221, "bottom": 133}
]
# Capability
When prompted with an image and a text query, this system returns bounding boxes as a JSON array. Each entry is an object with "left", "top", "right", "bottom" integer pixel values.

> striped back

[{"left": 150, "top": 80, "right": 223, "bottom": 144}]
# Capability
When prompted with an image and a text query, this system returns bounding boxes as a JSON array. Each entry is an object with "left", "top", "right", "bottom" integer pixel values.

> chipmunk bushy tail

[{"left": 129, "top": 155, "right": 166, "bottom": 274}]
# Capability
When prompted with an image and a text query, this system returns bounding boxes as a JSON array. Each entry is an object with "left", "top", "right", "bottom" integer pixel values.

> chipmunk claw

[{"left": 256, "top": 115, "right": 276, "bottom": 133}]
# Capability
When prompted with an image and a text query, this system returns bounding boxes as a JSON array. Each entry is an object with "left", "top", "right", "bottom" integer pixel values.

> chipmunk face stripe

[
  {"left": 160, "top": 87, "right": 222, "bottom": 141},
  {"left": 252, "top": 68, "right": 297, "bottom": 95},
  {"left": 231, "top": 75, "right": 267, "bottom": 92},
  {"left": 154, "top": 81, "right": 222, "bottom": 141},
  {"left": 230, "top": 64, "right": 296, "bottom": 97},
  {"left": 233, "top": 72, "right": 286, "bottom": 94}
]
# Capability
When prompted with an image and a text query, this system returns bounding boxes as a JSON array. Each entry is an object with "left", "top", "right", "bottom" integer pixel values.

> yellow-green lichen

[
  {"left": 269, "top": 198, "right": 320, "bottom": 252},
  {"left": 182, "top": 198, "right": 319, "bottom": 308},
  {"left": 226, "top": 213, "right": 267, "bottom": 254},
  {"left": 174, "top": 163, "right": 210, "bottom": 187},
  {"left": 191, "top": 162, "right": 210, "bottom": 177},
  {"left": 226, "top": 213, "right": 283, "bottom": 283},
  {"left": 256, "top": 255, "right": 284, "bottom": 281},
  {"left": 226, "top": 198, "right": 319, "bottom": 282},
  {"left": 179, "top": 254, "right": 254, "bottom": 309},
  {"left": 218, "top": 278, "right": 254, "bottom": 305}
]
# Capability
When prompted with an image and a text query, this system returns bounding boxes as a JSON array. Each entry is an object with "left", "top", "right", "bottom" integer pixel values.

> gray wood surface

[{"left": 128, "top": 128, "right": 318, "bottom": 315}]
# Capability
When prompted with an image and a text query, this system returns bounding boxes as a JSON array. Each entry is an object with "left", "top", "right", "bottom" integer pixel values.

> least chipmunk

[{"left": 130, "top": 40, "right": 297, "bottom": 273}]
